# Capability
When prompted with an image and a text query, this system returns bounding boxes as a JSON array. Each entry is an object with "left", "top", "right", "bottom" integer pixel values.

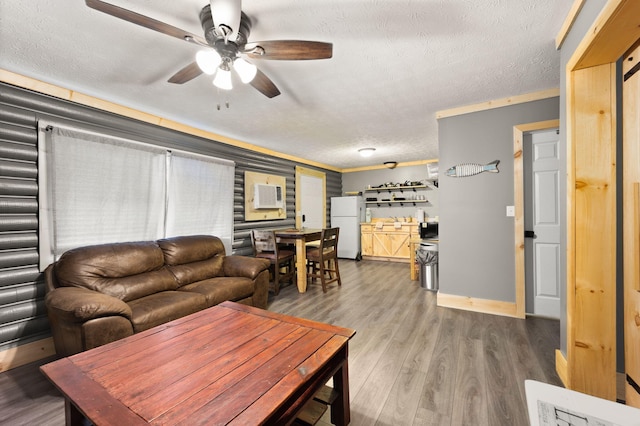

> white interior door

[
  {"left": 525, "top": 129, "right": 561, "bottom": 318},
  {"left": 295, "top": 167, "right": 326, "bottom": 229}
]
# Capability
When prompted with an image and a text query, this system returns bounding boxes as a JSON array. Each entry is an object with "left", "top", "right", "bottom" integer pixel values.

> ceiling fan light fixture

[
  {"left": 233, "top": 57, "right": 257, "bottom": 83},
  {"left": 358, "top": 148, "right": 376, "bottom": 157},
  {"left": 213, "top": 65, "right": 233, "bottom": 90},
  {"left": 196, "top": 49, "right": 221, "bottom": 75}
]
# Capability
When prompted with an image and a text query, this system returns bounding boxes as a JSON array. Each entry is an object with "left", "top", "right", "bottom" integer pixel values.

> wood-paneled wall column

[
  {"left": 567, "top": 63, "right": 617, "bottom": 400},
  {"left": 562, "top": 0, "right": 640, "bottom": 401}
]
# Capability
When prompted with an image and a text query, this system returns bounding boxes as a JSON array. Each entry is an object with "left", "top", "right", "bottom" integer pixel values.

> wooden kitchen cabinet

[
  {"left": 361, "top": 222, "right": 418, "bottom": 261},
  {"left": 361, "top": 224, "right": 373, "bottom": 256}
]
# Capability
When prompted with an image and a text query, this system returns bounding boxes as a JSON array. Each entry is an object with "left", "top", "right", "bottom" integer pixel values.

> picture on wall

[{"left": 445, "top": 160, "right": 500, "bottom": 177}]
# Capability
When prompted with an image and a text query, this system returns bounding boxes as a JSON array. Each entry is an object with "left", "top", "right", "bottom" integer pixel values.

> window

[
  {"left": 165, "top": 151, "right": 234, "bottom": 250},
  {"left": 38, "top": 123, "right": 234, "bottom": 270}
]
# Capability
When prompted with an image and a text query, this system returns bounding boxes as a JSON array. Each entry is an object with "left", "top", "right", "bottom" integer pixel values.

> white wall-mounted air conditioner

[{"left": 254, "top": 184, "right": 284, "bottom": 209}]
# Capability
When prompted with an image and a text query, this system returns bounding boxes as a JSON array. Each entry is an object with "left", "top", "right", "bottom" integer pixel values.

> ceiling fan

[{"left": 85, "top": 0, "right": 333, "bottom": 98}]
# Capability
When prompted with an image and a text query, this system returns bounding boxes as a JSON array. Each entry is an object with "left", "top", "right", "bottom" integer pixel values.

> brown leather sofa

[{"left": 44, "top": 235, "right": 270, "bottom": 357}]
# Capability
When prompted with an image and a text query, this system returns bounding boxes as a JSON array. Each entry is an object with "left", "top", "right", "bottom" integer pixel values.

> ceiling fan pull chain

[
  {"left": 214, "top": 87, "right": 231, "bottom": 110},
  {"left": 215, "top": 101, "right": 230, "bottom": 110}
]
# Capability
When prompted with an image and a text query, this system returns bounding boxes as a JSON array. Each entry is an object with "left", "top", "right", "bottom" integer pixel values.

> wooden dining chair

[
  {"left": 251, "top": 229, "right": 295, "bottom": 295},
  {"left": 306, "top": 227, "right": 341, "bottom": 293}
]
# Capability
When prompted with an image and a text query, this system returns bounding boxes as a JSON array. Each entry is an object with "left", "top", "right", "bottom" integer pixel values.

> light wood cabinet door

[
  {"left": 361, "top": 224, "right": 373, "bottom": 256},
  {"left": 371, "top": 232, "right": 389, "bottom": 257},
  {"left": 365, "top": 223, "right": 416, "bottom": 260},
  {"left": 371, "top": 231, "right": 411, "bottom": 258}
]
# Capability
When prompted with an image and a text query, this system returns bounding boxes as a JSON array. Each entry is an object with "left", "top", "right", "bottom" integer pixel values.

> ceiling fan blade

[
  {"left": 168, "top": 62, "right": 203, "bottom": 84},
  {"left": 244, "top": 41, "right": 333, "bottom": 60},
  {"left": 85, "top": 0, "right": 208, "bottom": 46},
  {"left": 209, "top": 0, "right": 242, "bottom": 39},
  {"left": 250, "top": 69, "right": 280, "bottom": 98}
]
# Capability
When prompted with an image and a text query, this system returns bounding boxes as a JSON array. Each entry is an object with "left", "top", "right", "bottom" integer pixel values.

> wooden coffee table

[{"left": 41, "top": 301, "right": 356, "bottom": 425}]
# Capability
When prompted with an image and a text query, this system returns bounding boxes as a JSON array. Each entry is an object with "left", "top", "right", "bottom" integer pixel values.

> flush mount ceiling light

[
  {"left": 384, "top": 161, "right": 398, "bottom": 169},
  {"left": 359, "top": 148, "right": 376, "bottom": 157}
]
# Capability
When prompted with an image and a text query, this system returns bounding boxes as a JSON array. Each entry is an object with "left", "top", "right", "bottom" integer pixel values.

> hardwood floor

[
  {"left": 0, "top": 259, "right": 561, "bottom": 425},
  {"left": 268, "top": 260, "right": 562, "bottom": 425},
  {"left": 0, "top": 354, "right": 64, "bottom": 425}
]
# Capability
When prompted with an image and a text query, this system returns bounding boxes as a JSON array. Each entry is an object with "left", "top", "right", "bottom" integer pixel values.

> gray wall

[
  {"left": 557, "top": 0, "right": 606, "bottom": 361},
  {"left": 342, "top": 164, "right": 439, "bottom": 220},
  {"left": 438, "top": 97, "right": 559, "bottom": 302}
]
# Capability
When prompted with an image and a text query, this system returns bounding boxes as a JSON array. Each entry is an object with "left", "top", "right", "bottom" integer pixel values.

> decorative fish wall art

[{"left": 446, "top": 160, "right": 500, "bottom": 177}]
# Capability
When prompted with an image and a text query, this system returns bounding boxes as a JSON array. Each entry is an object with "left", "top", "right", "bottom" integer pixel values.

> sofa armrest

[
  {"left": 223, "top": 255, "right": 270, "bottom": 280},
  {"left": 45, "top": 287, "right": 133, "bottom": 323}
]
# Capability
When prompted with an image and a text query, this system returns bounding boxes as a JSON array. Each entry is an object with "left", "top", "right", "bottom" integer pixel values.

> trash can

[{"left": 416, "top": 245, "right": 438, "bottom": 291}]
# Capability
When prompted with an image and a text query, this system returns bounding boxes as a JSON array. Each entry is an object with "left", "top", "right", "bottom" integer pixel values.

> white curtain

[
  {"left": 39, "top": 125, "right": 167, "bottom": 268},
  {"left": 165, "top": 151, "right": 234, "bottom": 254},
  {"left": 39, "top": 123, "right": 235, "bottom": 269}
]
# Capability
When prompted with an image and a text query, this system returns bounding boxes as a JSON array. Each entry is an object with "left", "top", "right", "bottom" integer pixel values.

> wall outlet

[{"left": 506, "top": 205, "right": 515, "bottom": 217}]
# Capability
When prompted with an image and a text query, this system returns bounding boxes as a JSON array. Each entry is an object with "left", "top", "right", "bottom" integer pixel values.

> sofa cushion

[
  {"left": 128, "top": 291, "right": 208, "bottom": 333},
  {"left": 54, "top": 241, "right": 178, "bottom": 302},
  {"left": 158, "top": 235, "right": 225, "bottom": 286},
  {"left": 179, "top": 277, "right": 255, "bottom": 307},
  {"left": 158, "top": 235, "right": 225, "bottom": 264}
]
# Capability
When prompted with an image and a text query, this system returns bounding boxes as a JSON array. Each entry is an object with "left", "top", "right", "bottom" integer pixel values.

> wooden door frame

[
  {"left": 513, "top": 119, "right": 560, "bottom": 319},
  {"left": 295, "top": 166, "right": 326, "bottom": 229},
  {"left": 561, "top": 0, "right": 640, "bottom": 400},
  {"left": 622, "top": 42, "right": 640, "bottom": 408}
]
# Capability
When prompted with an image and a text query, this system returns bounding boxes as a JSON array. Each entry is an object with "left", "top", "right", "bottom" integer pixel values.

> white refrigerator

[{"left": 330, "top": 196, "right": 364, "bottom": 259}]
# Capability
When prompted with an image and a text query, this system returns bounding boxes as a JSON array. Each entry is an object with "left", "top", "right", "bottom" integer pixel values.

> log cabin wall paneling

[
  {"left": 0, "top": 82, "right": 341, "bottom": 357},
  {"left": 0, "top": 101, "right": 46, "bottom": 354}
]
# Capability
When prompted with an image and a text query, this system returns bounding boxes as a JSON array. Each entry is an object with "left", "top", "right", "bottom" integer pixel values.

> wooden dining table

[{"left": 274, "top": 228, "right": 322, "bottom": 293}]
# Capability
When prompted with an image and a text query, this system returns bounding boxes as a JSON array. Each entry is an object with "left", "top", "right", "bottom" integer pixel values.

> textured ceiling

[{"left": 0, "top": 0, "right": 571, "bottom": 169}]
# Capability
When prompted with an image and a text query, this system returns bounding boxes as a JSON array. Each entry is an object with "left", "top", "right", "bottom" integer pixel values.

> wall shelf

[
  {"left": 365, "top": 185, "right": 427, "bottom": 193},
  {"left": 364, "top": 185, "right": 430, "bottom": 206},
  {"left": 365, "top": 200, "right": 428, "bottom": 207}
]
